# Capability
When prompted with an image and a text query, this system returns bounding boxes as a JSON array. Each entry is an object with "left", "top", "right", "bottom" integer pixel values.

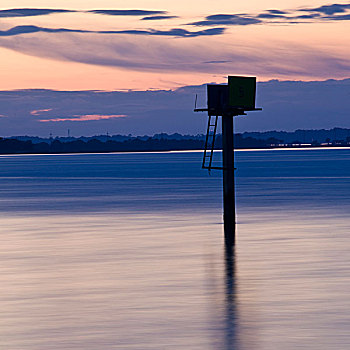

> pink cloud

[
  {"left": 39, "top": 114, "right": 127, "bottom": 122},
  {"left": 31, "top": 108, "right": 53, "bottom": 115}
]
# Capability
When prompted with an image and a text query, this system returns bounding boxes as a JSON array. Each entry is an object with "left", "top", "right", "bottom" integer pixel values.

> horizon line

[
  {"left": 3, "top": 126, "right": 350, "bottom": 139},
  {"left": 1, "top": 77, "right": 349, "bottom": 93}
]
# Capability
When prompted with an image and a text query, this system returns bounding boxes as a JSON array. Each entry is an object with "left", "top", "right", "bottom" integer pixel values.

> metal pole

[{"left": 222, "top": 114, "right": 236, "bottom": 245}]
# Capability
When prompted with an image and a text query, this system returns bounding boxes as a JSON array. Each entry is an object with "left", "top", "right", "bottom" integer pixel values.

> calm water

[{"left": 0, "top": 149, "right": 349, "bottom": 349}]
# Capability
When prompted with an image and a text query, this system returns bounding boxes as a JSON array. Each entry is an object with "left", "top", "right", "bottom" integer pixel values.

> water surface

[{"left": 0, "top": 149, "right": 349, "bottom": 349}]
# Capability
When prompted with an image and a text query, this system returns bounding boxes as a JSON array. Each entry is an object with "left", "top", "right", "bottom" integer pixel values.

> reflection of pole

[
  {"left": 222, "top": 114, "right": 235, "bottom": 245},
  {"left": 224, "top": 245, "right": 237, "bottom": 349}
]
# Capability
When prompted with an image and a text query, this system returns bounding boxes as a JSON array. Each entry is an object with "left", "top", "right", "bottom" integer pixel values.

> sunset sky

[
  {"left": 0, "top": 1, "right": 349, "bottom": 90},
  {"left": 0, "top": 1, "right": 349, "bottom": 136}
]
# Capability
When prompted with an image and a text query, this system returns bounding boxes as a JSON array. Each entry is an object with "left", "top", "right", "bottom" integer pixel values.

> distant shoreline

[
  {"left": 1, "top": 129, "right": 350, "bottom": 155},
  {"left": 1, "top": 145, "right": 350, "bottom": 156}
]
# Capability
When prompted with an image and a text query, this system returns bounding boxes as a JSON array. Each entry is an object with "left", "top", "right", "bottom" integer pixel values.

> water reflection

[
  {"left": 1, "top": 150, "right": 350, "bottom": 349},
  {"left": 222, "top": 244, "right": 260, "bottom": 350},
  {"left": 224, "top": 245, "right": 238, "bottom": 350}
]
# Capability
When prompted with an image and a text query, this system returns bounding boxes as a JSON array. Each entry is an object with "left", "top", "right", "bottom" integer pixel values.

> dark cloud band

[
  {"left": 141, "top": 15, "right": 178, "bottom": 21},
  {"left": 189, "top": 2, "right": 350, "bottom": 27},
  {"left": 267, "top": 10, "right": 289, "bottom": 15},
  {"left": 300, "top": 4, "right": 350, "bottom": 15},
  {"left": 88, "top": 10, "right": 166, "bottom": 16},
  {"left": 0, "top": 8, "right": 75, "bottom": 18},
  {"left": 0, "top": 8, "right": 168, "bottom": 18},
  {"left": 0, "top": 25, "right": 225, "bottom": 38},
  {"left": 190, "top": 14, "right": 262, "bottom": 26}
]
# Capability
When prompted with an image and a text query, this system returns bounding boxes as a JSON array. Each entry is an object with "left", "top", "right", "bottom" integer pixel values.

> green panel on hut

[{"left": 228, "top": 76, "right": 256, "bottom": 110}]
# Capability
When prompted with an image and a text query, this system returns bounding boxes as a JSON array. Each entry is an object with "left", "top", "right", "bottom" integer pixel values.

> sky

[
  {"left": 0, "top": 1, "right": 349, "bottom": 135},
  {"left": 1, "top": 79, "right": 349, "bottom": 137},
  {"left": 0, "top": 0, "right": 350, "bottom": 90}
]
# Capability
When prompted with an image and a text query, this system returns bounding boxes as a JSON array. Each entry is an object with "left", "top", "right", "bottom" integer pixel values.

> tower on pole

[{"left": 194, "top": 76, "right": 261, "bottom": 245}]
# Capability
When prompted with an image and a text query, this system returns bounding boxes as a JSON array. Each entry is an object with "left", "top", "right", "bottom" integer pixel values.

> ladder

[{"left": 202, "top": 115, "right": 221, "bottom": 171}]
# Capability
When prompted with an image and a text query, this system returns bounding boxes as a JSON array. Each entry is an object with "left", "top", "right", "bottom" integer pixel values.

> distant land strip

[{"left": 1, "top": 128, "right": 350, "bottom": 154}]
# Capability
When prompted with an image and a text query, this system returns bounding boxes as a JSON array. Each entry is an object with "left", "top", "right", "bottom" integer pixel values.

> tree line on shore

[
  {"left": 1, "top": 129, "right": 350, "bottom": 154},
  {"left": 0, "top": 135, "right": 281, "bottom": 154}
]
